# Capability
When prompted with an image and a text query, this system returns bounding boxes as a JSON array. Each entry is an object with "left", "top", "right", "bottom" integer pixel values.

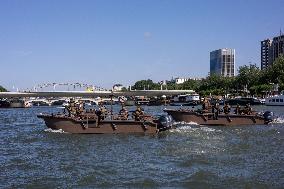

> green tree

[
  {"left": 236, "top": 64, "right": 261, "bottom": 90},
  {"left": 181, "top": 79, "right": 201, "bottom": 90},
  {"left": 0, "top": 85, "right": 8, "bottom": 92},
  {"left": 197, "top": 75, "right": 226, "bottom": 95},
  {"left": 132, "top": 79, "right": 160, "bottom": 90},
  {"left": 121, "top": 87, "right": 128, "bottom": 92},
  {"left": 164, "top": 80, "right": 180, "bottom": 90},
  {"left": 249, "top": 84, "right": 272, "bottom": 96},
  {"left": 265, "top": 55, "right": 284, "bottom": 85}
]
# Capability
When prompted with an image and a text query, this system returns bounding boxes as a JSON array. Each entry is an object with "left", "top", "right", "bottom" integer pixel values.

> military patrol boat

[
  {"left": 38, "top": 112, "right": 173, "bottom": 134},
  {"left": 38, "top": 99, "right": 173, "bottom": 134},
  {"left": 163, "top": 109, "right": 274, "bottom": 126}
]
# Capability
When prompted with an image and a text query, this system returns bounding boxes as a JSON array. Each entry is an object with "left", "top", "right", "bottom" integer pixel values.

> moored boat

[
  {"left": 225, "top": 97, "right": 262, "bottom": 106},
  {"left": 9, "top": 98, "right": 25, "bottom": 108},
  {"left": 0, "top": 99, "right": 10, "bottom": 108},
  {"left": 164, "top": 109, "right": 274, "bottom": 126},
  {"left": 171, "top": 93, "right": 200, "bottom": 105},
  {"left": 265, "top": 92, "right": 284, "bottom": 106}
]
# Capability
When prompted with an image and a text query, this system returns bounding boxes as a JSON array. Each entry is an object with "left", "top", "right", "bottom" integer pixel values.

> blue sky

[{"left": 0, "top": 0, "right": 283, "bottom": 90}]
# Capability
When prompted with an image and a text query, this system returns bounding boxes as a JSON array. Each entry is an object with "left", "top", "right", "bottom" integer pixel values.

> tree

[
  {"left": 132, "top": 79, "right": 160, "bottom": 90},
  {"left": 265, "top": 55, "right": 284, "bottom": 85},
  {"left": 0, "top": 85, "right": 8, "bottom": 92},
  {"left": 236, "top": 64, "right": 261, "bottom": 90},
  {"left": 197, "top": 75, "right": 229, "bottom": 95},
  {"left": 181, "top": 79, "right": 201, "bottom": 90},
  {"left": 165, "top": 80, "right": 179, "bottom": 90},
  {"left": 121, "top": 87, "right": 128, "bottom": 92},
  {"left": 249, "top": 84, "right": 272, "bottom": 96}
]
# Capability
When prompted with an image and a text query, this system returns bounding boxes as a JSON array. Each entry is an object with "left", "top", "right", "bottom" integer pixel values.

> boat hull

[
  {"left": 164, "top": 109, "right": 268, "bottom": 126},
  {"left": 38, "top": 114, "right": 159, "bottom": 134},
  {"left": 225, "top": 98, "right": 262, "bottom": 106},
  {"left": 0, "top": 100, "right": 10, "bottom": 108},
  {"left": 265, "top": 95, "right": 284, "bottom": 106},
  {"left": 9, "top": 102, "right": 25, "bottom": 108}
]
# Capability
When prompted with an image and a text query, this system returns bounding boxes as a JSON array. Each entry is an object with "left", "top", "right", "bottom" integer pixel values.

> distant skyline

[{"left": 0, "top": 0, "right": 283, "bottom": 90}]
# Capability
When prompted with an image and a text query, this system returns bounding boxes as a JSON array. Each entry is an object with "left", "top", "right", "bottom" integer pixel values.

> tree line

[{"left": 132, "top": 55, "right": 284, "bottom": 97}]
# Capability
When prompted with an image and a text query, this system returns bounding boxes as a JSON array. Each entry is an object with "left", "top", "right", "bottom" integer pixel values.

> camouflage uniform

[
  {"left": 244, "top": 103, "right": 252, "bottom": 115},
  {"left": 99, "top": 104, "right": 108, "bottom": 120},
  {"left": 234, "top": 104, "right": 241, "bottom": 114},
  {"left": 119, "top": 106, "right": 129, "bottom": 120},
  {"left": 223, "top": 103, "right": 231, "bottom": 114},
  {"left": 132, "top": 106, "right": 144, "bottom": 121}
]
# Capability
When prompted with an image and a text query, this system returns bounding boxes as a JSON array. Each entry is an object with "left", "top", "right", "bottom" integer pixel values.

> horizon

[{"left": 0, "top": 0, "right": 283, "bottom": 91}]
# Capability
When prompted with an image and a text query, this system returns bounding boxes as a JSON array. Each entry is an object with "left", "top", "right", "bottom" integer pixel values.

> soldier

[
  {"left": 98, "top": 102, "right": 108, "bottom": 120},
  {"left": 202, "top": 99, "right": 206, "bottom": 110},
  {"left": 76, "top": 101, "right": 85, "bottom": 117},
  {"left": 66, "top": 98, "right": 76, "bottom": 117},
  {"left": 223, "top": 102, "right": 231, "bottom": 114},
  {"left": 212, "top": 102, "right": 220, "bottom": 120},
  {"left": 244, "top": 103, "right": 252, "bottom": 115},
  {"left": 132, "top": 106, "right": 144, "bottom": 121},
  {"left": 234, "top": 104, "right": 241, "bottom": 115},
  {"left": 202, "top": 98, "right": 210, "bottom": 112},
  {"left": 119, "top": 105, "right": 129, "bottom": 120}
]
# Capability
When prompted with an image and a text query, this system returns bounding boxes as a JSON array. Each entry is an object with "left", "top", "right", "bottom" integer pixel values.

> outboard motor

[
  {"left": 263, "top": 111, "right": 274, "bottom": 123},
  {"left": 157, "top": 115, "right": 174, "bottom": 131}
]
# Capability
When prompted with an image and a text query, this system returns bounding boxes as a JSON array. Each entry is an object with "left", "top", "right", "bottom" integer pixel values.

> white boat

[
  {"left": 172, "top": 93, "right": 200, "bottom": 103},
  {"left": 9, "top": 99, "right": 25, "bottom": 108},
  {"left": 265, "top": 92, "right": 284, "bottom": 106}
]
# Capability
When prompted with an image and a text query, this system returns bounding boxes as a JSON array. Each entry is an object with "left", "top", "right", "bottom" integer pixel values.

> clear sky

[{"left": 0, "top": 0, "right": 283, "bottom": 90}]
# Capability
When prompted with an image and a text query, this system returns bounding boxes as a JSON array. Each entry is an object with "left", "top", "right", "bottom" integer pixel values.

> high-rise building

[
  {"left": 261, "top": 34, "right": 284, "bottom": 70},
  {"left": 261, "top": 39, "right": 272, "bottom": 70},
  {"left": 210, "top": 48, "right": 235, "bottom": 77}
]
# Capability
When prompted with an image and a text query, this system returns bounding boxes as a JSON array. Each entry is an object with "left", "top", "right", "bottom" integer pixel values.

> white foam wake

[
  {"left": 44, "top": 128, "right": 67, "bottom": 133},
  {"left": 170, "top": 125, "right": 195, "bottom": 133},
  {"left": 271, "top": 116, "right": 284, "bottom": 124},
  {"left": 173, "top": 121, "right": 199, "bottom": 126}
]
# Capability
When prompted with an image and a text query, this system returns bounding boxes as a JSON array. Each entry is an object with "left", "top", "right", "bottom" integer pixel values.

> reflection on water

[{"left": 0, "top": 105, "right": 283, "bottom": 188}]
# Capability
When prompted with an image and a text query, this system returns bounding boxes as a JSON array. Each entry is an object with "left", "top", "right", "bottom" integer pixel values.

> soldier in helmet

[
  {"left": 76, "top": 100, "right": 85, "bottom": 117},
  {"left": 223, "top": 102, "right": 231, "bottom": 114},
  {"left": 132, "top": 106, "right": 144, "bottom": 121},
  {"left": 202, "top": 98, "right": 210, "bottom": 112},
  {"left": 244, "top": 103, "right": 252, "bottom": 115},
  {"left": 234, "top": 104, "right": 241, "bottom": 115},
  {"left": 98, "top": 102, "right": 108, "bottom": 120},
  {"left": 212, "top": 102, "right": 220, "bottom": 120},
  {"left": 119, "top": 104, "right": 129, "bottom": 120},
  {"left": 66, "top": 98, "right": 76, "bottom": 117}
]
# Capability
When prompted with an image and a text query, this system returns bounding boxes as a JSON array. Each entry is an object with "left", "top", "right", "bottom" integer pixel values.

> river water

[{"left": 0, "top": 105, "right": 283, "bottom": 188}]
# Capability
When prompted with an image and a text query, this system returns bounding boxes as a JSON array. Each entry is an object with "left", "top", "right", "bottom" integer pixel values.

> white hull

[
  {"left": 265, "top": 95, "right": 284, "bottom": 106},
  {"left": 172, "top": 94, "right": 200, "bottom": 103}
]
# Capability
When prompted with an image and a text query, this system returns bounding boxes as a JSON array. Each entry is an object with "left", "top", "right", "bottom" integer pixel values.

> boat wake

[
  {"left": 44, "top": 128, "right": 67, "bottom": 133},
  {"left": 173, "top": 121, "right": 199, "bottom": 126},
  {"left": 170, "top": 122, "right": 220, "bottom": 133},
  {"left": 170, "top": 125, "right": 220, "bottom": 133},
  {"left": 271, "top": 116, "right": 284, "bottom": 124}
]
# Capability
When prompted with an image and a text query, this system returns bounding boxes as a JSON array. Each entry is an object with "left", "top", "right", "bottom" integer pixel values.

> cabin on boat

[{"left": 265, "top": 93, "right": 284, "bottom": 106}]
